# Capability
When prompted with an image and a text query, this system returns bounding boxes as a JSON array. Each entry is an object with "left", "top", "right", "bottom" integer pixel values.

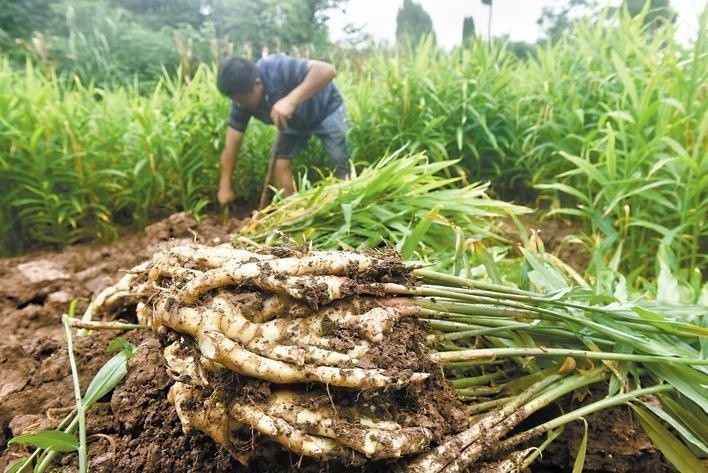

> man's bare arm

[
  {"left": 271, "top": 60, "right": 337, "bottom": 129},
  {"left": 218, "top": 127, "right": 245, "bottom": 205},
  {"left": 287, "top": 60, "right": 337, "bottom": 105}
]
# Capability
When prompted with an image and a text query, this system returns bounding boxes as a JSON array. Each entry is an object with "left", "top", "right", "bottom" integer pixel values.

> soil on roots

[{"left": 0, "top": 212, "right": 671, "bottom": 472}]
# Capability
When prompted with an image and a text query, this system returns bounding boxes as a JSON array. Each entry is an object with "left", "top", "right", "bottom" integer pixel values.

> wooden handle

[{"left": 258, "top": 131, "right": 281, "bottom": 210}]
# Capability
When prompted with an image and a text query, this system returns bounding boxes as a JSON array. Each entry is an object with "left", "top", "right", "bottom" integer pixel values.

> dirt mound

[
  {"left": 0, "top": 212, "right": 243, "bottom": 343},
  {"left": 0, "top": 329, "right": 465, "bottom": 472},
  {"left": 0, "top": 211, "right": 670, "bottom": 472},
  {"left": 534, "top": 406, "right": 672, "bottom": 472},
  {"left": 0, "top": 211, "right": 245, "bottom": 469}
]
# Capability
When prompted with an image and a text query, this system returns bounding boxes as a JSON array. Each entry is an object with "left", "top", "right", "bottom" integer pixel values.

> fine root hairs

[{"left": 88, "top": 244, "right": 451, "bottom": 465}]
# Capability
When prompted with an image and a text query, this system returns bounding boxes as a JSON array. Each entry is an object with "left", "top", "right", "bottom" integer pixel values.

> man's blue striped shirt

[{"left": 228, "top": 54, "right": 343, "bottom": 133}]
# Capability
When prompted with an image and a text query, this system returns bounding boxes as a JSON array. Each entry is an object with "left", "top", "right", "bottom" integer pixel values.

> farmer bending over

[{"left": 216, "top": 54, "right": 351, "bottom": 205}]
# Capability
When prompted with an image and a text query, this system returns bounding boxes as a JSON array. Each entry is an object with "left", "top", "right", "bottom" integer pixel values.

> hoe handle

[{"left": 258, "top": 131, "right": 281, "bottom": 210}]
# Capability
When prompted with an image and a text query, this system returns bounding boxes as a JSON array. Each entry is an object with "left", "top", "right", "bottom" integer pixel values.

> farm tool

[{"left": 258, "top": 130, "right": 281, "bottom": 210}]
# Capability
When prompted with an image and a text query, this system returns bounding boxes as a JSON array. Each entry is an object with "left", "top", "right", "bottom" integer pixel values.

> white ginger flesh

[
  {"left": 88, "top": 244, "right": 428, "bottom": 389},
  {"left": 152, "top": 293, "right": 427, "bottom": 389},
  {"left": 166, "top": 355, "right": 434, "bottom": 463},
  {"left": 87, "top": 244, "right": 468, "bottom": 466}
]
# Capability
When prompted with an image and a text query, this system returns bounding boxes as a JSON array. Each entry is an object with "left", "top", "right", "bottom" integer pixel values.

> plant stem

[
  {"left": 497, "top": 384, "right": 673, "bottom": 453},
  {"left": 413, "top": 268, "right": 536, "bottom": 296},
  {"left": 456, "top": 385, "right": 504, "bottom": 397},
  {"left": 464, "top": 396, "right": 513, "bottom": 415},
  {"left": 451, "top": 370, "right": 508, "bottom": 388},
  {"left": 432, "top": 347, "right": 708, "bottom": 365},
  {"left": 67, "top": 317, "right": 147, "bottom": 331},
  {"left": 444, "top": 371, "right": 605, "bottom": 472},
  {"left": 410, "top": 287, "right": 691, "bottom": 358},
  {"left": 62, "top": 315, "right": 87, "bottom": 473},
  {"left": 34, "top": 407, "right": 78, "bottom": 470}
]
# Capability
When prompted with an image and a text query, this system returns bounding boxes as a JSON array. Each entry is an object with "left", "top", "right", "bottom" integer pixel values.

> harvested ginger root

[{"left": 88, "top": 244, "right": 467, "bottom": 466}]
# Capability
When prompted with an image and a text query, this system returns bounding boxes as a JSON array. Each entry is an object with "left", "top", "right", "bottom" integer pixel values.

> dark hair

[{"left": 216, "top": 56, "right": 259, "bottom": 97}]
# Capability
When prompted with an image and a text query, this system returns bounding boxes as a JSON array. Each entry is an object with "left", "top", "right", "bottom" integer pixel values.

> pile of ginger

[{"left": 87, "top": 244, "right": 468, "bottom": 468}]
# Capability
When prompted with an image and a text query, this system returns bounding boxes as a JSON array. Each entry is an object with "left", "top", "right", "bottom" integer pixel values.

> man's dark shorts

[{"left": 274, "top": 104, "right": 350, "bottom": 179}]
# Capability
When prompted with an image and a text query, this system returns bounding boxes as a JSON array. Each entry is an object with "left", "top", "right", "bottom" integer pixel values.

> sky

[{"left": 326, "top": 0, "right": 706, "bottom": 48}]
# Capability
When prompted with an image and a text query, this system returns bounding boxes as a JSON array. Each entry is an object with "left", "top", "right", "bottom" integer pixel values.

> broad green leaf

[
  {"left": 607, "top": 110, "right": 635, "bottom": 124},
  {"left": 8, "top": 430, "right": 77, "bottom": 453},
  {"left": 633, "top": 306, "right": 708, "bottom": 337},
  {"left": 628, "top": 219, "right": 671, "bottom": 236},
  {"left": 659, "top": 98, "right": 686, "bottom": 114},
  {"left": 648, "top": 364, "right": 708, "bottom": 413},
  {"left": 4, "top": 457, "right": 32, "bottom": 473},
  {"left": 521, "top": 249, "right": 567, "bottom": 292},
  {"left": 421, "top": 116, "right": 446, "bottom": 135},
  {"left": 611, "top": 51, "right": 639, "bottom": 109},
  {"left": 661, "top": 137, "right": 690, "bottom": 159},
  {"left": 572, "top": 419, "right": 589, "bottom": 473},
  {"left": 660, "top": 396, "right": 708, "bottom": 441},
  {"left": 559, "top": 152, "right": 608, "bottom": 185},
  {"left": 473, "top": 241, "right": 502, "bottom": 284},
  {"left": 401, "top": 214, "right": 435, "bottom": 260},
  {"left": 341, "top": 203, "right": 352, "bottom": 234},
  {"left": 649, "top": 157, "right": 679, "bottom": 178},
  {"left": 657, "top": 254, "right": 680, "bottom": 304},
  {"left": 631, "top": 404, "right": 706, "bottom": 473},
  {"left": 133, "top": 158, "right": 148, "bottom": 176},
  {"left": 535, "top": 183, "right": 591, "bottom": 205},
  {"left": 107, "top": 337, "right": 138, "bottom": 356},
  {"left": 28, "top": 126, "right": 44, "bottom": 153},
  {"left": 644, "top": 399, "right": 708, "bottom": 456},
  {"left": 82, "top": 350, "right": 131, "bottom": 409},
  {"left": 604, "top": 180, "right": 674, "bottom": 215}
]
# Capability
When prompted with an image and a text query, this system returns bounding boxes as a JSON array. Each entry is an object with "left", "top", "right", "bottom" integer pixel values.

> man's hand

[
  {"left": 271, "top": 98, "right": 296, "bottom": 130},
  {"left": 219, "top": 128, "right": 244, "bottom": 206},
  {"left": 218, "top": 184, "right": 236, "bottom": 206}
]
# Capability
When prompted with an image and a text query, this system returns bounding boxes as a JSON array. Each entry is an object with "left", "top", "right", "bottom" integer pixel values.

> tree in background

[
  {"left": 481, "top": 0, "right": 493, "bottom": 43},
  {"left": 109, "top": 0, "right": 205, "bottom": 28},
  {"left": 537, "top": 0, "right": 599, "bottom": 42},
  {"left": 538, "top": 0, "right": 676, "bottom": 43},
  {"left": 207, "top": 0, "right": 345, "bottom": 55},
  {"left": 396, "top": 0, "right": 436, "bottom": 47},
  {"left": 504, "top": 38, "right": 536, "bottom": 59},
  {"left": 462, "top": 16, "right": 476, "bottom": 44},
  {"left": 337, "top": 23, "right": 375, "bottom": 49},
  {"left": 0, "top": 0, "right": 42, "bottom": 36},
  {"left": 0, "top": 0, "right": 56, "bottom": 60},
  {"left": 0, "top": 0, "right": 346, "bottom": 87},
  {"left": 622, "top": 0, "right": 677, "bottom": 32}
]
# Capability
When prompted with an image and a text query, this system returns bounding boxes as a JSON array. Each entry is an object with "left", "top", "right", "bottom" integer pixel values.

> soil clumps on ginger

[{"left": 0, "top": 212, "right": 670, "bottom": 472}]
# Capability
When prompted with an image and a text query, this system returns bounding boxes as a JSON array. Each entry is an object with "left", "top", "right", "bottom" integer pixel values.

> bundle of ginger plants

[
  {"left": 85, "top": 243, "right": 469, "bottom": 467},
  {"left": 83, "top": 242, "right": 706, "bottom": 472}
]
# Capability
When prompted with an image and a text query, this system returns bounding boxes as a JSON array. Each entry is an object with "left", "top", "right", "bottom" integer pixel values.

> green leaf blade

[{"left": 8, "top": 430, "right": 78, "bottom": 453}]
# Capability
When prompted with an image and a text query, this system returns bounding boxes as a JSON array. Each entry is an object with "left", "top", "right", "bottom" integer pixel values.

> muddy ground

[{"left": 0, "top": 212, "right": 671, "bottom": 472}]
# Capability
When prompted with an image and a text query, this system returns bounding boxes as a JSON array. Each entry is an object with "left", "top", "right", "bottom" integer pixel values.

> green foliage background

[
  {"left": 0, "top": 0, "right": 343, "bottom": 90},
  {"left": 0, "top": 5, "right": 705, "bottom": 294}
]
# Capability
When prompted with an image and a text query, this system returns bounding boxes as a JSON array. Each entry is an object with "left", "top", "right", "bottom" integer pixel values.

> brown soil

[
  {"left": 498, "top": 213, "right": 591, "bottom": 275},
  {"left": 533, "top": 405, "right": 673, "bottom": 472},
  {"left": 0, "top": 211, "right": 670, "bottom": 472}
]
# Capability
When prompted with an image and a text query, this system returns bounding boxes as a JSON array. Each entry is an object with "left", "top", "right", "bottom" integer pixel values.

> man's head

[{"left": 216, "top": 56, "right": 263, "bottom": 109}]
